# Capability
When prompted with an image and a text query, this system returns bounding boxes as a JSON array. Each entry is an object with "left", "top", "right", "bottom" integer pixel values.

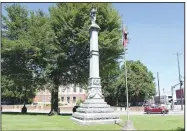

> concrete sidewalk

[
  {"left": 2, "top": 109, "right": 184, "bottom": 115},
  {"left": 2, "top": 109, "right": 72, "bottom": 114}
]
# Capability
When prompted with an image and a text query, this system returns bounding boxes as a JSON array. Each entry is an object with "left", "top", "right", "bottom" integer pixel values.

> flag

[{"left": 123, "top": 27, "right": 128, "bottom": 47}]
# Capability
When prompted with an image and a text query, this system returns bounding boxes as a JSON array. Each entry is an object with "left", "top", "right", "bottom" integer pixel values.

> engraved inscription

[
  {"left": 93, "top": 79, "right": 100, "bottom": 86},
  {"left": 88, "top": 78, "right": 101, "bottom": 87}
]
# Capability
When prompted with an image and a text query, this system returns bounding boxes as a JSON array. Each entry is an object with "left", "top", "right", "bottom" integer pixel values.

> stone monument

[{"left": 71, "top": 7, "right": 121, "bottom": 125}]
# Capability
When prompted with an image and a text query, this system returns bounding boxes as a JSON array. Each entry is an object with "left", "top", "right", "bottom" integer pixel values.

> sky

[{"left": 2, "top": 3, "right": 185, "bottom": 97}]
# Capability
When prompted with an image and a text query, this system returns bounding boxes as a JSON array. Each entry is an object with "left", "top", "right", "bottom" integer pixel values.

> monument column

[
  {"left": 88, "top": 12, "right": 102, "bottom": 99},
  {"left": 71, "top": 7, "right": 121, "bottom": 125}
]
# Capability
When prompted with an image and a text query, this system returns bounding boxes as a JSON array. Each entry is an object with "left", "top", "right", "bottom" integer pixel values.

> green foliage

[
  {"left": 1, "top": 4, "right": 42, "bottom": 104},
  {"left": 76, "top": 99, "right": 84, "bottom": 106},
  {"left": 46, "top": 104, "right": 51, "bottom": 107},
  {"left": 2, "top": 3, "right": 124, "bottom": 112},
  {"left": 171, "top": 127, "right": 184, "bottom": 131},
  {"left": 1, "top": 75, "right": 36, "bottom": 104},
  {"left": 58, "top": 98, "right": 60, "bottom": 102},
  {"left": 2, "top": 3, "right": 29, "bottom": 40},
  {"left": 49, "top": 3, "right": 123, "bottom": 86},
  {"left": 1, "top": 76, "right": 17, "bottom": 99},
  {"left": 104, "top": 60, "right": 156, "bottom": 106},
  {"left": 48, "top": 3, "right": 123, "bottom": 113}
]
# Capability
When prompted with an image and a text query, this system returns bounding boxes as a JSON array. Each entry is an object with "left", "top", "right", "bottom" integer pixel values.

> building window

[
  {"left": 73, "top": 97, "right": 76, "bottom": 103},
  {"left": 73, "top": 88, "right": 76, "bottom": 93},
  {"left": 61, "top": 97, "right": 64, "bottom": 102},
  {"left": 80, "top": 88, "right": 82, "bottom": 92},
  {"left": 61, "top": 88, "right": 65, "bottom": 93},
  {"left": 67, "top": 97, "right": 70, "bottom": 103}
]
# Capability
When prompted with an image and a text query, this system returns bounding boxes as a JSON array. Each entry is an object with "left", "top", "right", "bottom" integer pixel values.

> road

[{"left": 116, "top": 110, "right": 184, "bottom": 116}]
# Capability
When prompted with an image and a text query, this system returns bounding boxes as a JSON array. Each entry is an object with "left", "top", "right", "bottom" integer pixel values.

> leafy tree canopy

[{"left": 105, "top": 60, "right": 156, "bottom": 106}]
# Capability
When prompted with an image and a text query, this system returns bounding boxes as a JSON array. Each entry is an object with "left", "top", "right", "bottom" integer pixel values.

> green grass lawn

[{"left": 2, "top": 114, "right": 184, "bottom": 130}]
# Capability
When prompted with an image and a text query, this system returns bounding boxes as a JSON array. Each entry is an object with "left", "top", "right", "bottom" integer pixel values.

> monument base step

[{"left": 71, "top": 117, "right": 122, "bottom": 125}]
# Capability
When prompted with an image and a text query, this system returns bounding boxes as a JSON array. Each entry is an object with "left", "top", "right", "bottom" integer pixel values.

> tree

[
  {"left": 126, "top": 60, "right": 156, "bottom": 105},
  {"left": 44, "top": 3, "right": 123, "bottom": 115},
  {"left": 1, "top": 75, "right": 36, "bottom": 104},
  {"left": 26, "top": 9, "right": 61, "bottom": 115},
  {"left": 2, "top": 4, "right": 32, "bottom": 105},
  {"left": 105, "top": 60, "right": 156, "bottom": 106},
  {"left": 102, "top": 64, "right": 121, "bottom": 106},
  {"left": 2, "top": 3, "right": 123, "bottom": 115},
  {"left": 1, "top": 4, "right": 43, "bottom": 106},
  {"left": 2, "top": 3, "right": 29, "bottom": 40}
]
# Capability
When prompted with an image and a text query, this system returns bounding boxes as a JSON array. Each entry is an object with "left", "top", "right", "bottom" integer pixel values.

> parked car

[{"left": 144, "top": 105, "right": 169, "bottom": 114}]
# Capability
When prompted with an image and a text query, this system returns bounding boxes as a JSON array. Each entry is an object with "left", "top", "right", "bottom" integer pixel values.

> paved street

[{"left": 116, "top": 110, "right": 184, "bottom": 115}]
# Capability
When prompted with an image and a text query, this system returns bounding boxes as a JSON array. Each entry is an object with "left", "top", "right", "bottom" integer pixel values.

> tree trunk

[
  {"left": 135, "top": 94, "right": 139, "bottom": 106},
  {"left": 48, "top": 87, "right": 59, "bottom": 116},
  {"left": 116, "top": 86, "right": 120, "bottom": 106}
]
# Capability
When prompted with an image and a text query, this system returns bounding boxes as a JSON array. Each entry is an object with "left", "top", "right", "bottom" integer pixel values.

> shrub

[
  {"left": 46, "top": 104, "right": 51, "bottom": 107},
  {"left": 76, "top": 99, "right": 84, "bottom": 106}
]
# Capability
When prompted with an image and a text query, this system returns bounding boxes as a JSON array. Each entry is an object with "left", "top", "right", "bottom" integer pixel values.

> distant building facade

[
  {"left": 33, "top": 84, "right": 88, "bottom": 107},
  {"left": 154, "top": 95, "right": 172, "bottom": 104}
]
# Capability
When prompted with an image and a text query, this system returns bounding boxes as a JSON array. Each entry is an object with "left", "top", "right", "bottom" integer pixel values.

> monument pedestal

[{"left": 72, "top": 98, "right": 121, "bottom": 125}]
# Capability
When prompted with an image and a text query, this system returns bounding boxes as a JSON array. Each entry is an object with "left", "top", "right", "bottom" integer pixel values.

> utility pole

[
  {"left": 174, "top": 52, "right": 183, "bottom": 110},
  {"left": 157, "top": 72, "right": 161, "bottom": 104},
  {"left": 163, "top": 88, "right": 165, "bottom": 104},
  {"left": 171, "top": 86, "right": 174, "bottom": 110}
]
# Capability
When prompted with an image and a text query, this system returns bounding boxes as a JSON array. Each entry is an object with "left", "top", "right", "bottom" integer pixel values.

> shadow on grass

[
  {"left": 171, "top": 127, "right": 184, "bottom": 131},
  {"left": 2, "top": 112, "right": 72, "bottom": 116},
  {"left": 116, "top": 123, "right": 123, "bottom": 128}
]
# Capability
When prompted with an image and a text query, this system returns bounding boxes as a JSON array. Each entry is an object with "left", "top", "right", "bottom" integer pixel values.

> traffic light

[
  {"left": 169, "top": 99, "right": 173, "bottom": 103},
  {"left": 180, "top": 81, "right": 183, "bottom": 86}
]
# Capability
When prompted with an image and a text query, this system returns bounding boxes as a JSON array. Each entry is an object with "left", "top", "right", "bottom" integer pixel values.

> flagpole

[
  {"left": 122, "top": 21, "right": 129, "bottom": 121},
  {"left": 122, "top": 18, "right": 135, "bottom": 131}
]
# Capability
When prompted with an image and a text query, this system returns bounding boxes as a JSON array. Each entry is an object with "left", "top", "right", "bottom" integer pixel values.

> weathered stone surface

[
  {"left": 72, "top": 112, "right": 120, "bottom": 120},
  {"left": 76, "top": 107, "right": 114, "bottom": 113},
  {"left": 72, "top": 98, "right": 121, "bottom": 125},
  {"left": 71, "top": 117, "right": 121, "bottom": 125},
  {"left": 80, "top": 103, "right": 110, "bottom": 108},
  {"left": 84, "top": 98, "right": 106, "bottom": 104}
]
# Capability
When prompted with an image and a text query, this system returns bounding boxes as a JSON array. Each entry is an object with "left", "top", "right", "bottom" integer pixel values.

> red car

[{"left": 144, "top": 105, "right": 169, "bottom": 114}]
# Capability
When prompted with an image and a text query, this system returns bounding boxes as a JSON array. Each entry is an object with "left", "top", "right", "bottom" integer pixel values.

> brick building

[{"left": 33, "top": 84, "right": 88, "bottom": 107}]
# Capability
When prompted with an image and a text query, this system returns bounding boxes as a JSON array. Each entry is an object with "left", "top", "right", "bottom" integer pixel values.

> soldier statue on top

[{"left": 90, "top": 7, "right": 97, "bottom": 24}]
